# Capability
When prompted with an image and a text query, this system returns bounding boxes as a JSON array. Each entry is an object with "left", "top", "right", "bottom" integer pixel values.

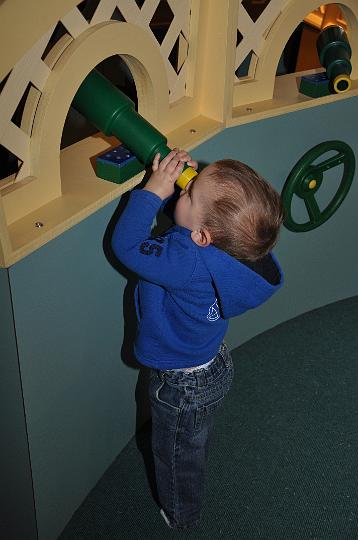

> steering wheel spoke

[
  {"left": 304, "top": 193, "right": 321, "bottom": 223},
  {"left": 315, "top": 152, "right": 346, "bottom": 174}
]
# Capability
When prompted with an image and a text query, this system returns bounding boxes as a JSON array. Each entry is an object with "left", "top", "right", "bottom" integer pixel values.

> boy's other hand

[{"left": 143, "top": 148, "right": 198, "bottom": 200}]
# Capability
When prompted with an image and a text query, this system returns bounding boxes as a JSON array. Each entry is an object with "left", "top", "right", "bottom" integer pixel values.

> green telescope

[
  {"left": 72, "top": 69, "right": 197, "bottom": 189},
  {"left": 317, "top": 25, "right": 352, "bottom": 93}
]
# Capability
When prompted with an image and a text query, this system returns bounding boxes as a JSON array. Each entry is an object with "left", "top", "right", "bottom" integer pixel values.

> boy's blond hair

[{"left": 203, "top": 160, "right": 284, "bottom": 261}]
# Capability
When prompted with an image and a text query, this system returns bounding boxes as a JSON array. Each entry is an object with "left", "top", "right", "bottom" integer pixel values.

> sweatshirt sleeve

[{"left": 111, "top": 189, "right": 197, "bottom": 288}]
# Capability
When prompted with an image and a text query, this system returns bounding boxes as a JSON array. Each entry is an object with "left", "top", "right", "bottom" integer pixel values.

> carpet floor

[{"left": 59, "top": 296, "right": 358, "bottom": 539}]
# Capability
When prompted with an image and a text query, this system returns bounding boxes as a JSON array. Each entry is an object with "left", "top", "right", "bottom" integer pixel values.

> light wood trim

[
  {"left": 195, "top": 0, "right": 238, "bottom": 123},
  {"left": 0, "top": 205, "right": 12, "bottom": 268},
  {"left": 0, "top": 0, "right": 78, "bottom": 82},
  {"left": 230, "top": 68, "right": 358, "bottom": 126}
]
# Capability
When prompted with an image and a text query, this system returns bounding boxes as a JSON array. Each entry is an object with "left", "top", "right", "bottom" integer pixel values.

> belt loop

[
  {"left": 195, "top": 369, "right": 206, "bottom": 387},
  {"left": 222, "top": 347, "right": 231, "bottom": 368}
]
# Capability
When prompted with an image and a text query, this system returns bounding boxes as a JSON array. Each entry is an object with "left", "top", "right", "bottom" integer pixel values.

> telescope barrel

[
  {"left": 317, "top": 25, "right": 352, "bottom": 93},
  {"left": 72, "top": 69, "right": 197, "bottom": 189}
]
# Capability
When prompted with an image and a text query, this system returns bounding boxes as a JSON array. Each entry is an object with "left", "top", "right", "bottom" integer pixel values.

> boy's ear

[{"left": 191, "top": 228, "right": 212, "bottom": 247}]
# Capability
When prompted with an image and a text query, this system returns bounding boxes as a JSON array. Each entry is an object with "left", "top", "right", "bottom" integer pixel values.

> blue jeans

[{"left": 149, "top": 343, "right": 234, "bottom": 529}]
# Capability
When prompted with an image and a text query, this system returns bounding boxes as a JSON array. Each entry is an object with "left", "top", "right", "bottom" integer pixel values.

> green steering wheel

[{"left": 282, "top": 140, "right": 355, "bottom": 232}]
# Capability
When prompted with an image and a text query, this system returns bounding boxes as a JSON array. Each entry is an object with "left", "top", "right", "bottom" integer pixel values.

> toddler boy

[{"left": 111, "top": 149, "right": 284, "bottom": 529}]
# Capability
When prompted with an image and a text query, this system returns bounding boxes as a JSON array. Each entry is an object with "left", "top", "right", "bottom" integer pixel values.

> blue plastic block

[
  {"left": 96, "top": 145, "right": 136, "bottom": 168},
  {"left": 95, "top": 144, "right": 144, "bottom": 184},
  {"left": 299, "top": 72, "right": 330, "bottom": 98}
]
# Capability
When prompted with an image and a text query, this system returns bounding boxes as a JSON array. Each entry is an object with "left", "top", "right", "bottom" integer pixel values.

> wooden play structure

[
  {"left": 1, "top": 2, "right": 358, "bottom": 539},
  {"left": 0, "top": 0, "right": 357, "bottom": 267}
]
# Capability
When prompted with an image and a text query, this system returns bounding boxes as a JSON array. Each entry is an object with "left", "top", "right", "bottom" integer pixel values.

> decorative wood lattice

[
  {"left": 235, "top": 0, "right": 286, "bottom": 81},
  {"left": 0, "top": 0, "right": 192, "bottom": 187},
  {"left": 0, "top": 29, "right": 52, "bottom": 185}
]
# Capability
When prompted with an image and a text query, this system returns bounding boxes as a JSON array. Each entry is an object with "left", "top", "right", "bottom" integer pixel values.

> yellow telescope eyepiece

[
  {"left": 176, "top": 166, "right": 198, "bottom": 190},
  {"left": 333, "top": 74, "right": 351, "bottom": 93}
]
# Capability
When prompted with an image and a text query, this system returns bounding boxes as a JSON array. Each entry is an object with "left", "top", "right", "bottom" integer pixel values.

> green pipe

[
  {"left": 72, "top": 69, "right": 197, "bottom": 189},
  {"left": 316, "top": 25, "right": 352, "bottom": 93}
]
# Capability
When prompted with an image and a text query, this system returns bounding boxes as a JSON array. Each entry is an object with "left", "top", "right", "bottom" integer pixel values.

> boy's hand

[{"left": 143, "top": 148, "right": 198, "bottom": 200}]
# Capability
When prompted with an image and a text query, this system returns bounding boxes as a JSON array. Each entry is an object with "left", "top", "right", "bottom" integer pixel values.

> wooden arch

[
  {"left": 3, "top": 21, "right": 169, "bottom": 224},
  {"left": 234, "top": 0, "right": 358, "bottom": 106}
]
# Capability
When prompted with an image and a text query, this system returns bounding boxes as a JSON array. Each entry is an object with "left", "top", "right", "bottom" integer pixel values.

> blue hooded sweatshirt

[{"left": 112, "top": 189, "right": 283, "bottom": 370}]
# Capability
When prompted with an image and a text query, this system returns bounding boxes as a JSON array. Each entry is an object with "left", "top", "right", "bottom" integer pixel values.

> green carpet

[{"left": 59, "top": 296, "right": 358, "bottom": 539}]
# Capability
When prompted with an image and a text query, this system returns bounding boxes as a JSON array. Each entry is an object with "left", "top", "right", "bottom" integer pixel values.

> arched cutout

[
  {"left": 2, "top": 21, "right": 169, "bottom": 224},
  {"left": 61, "top": 55, "right": 137, "bottom": 149},
  {"left": 234, "top": 0, "right": 358, "bottom": 107}
]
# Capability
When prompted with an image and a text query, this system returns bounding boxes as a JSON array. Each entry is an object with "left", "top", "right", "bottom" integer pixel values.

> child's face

[{"left": 174, "top": 165, "right": 213, "bottom": 231}]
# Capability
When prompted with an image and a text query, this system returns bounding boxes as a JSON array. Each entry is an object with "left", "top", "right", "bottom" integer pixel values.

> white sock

[{"left": 160, "top": 508, "right": 173, "bottom": 528}]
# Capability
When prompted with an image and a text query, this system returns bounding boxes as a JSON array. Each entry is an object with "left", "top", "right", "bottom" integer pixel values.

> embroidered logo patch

[
  {"left": 139, "top": 235, "right": 166, "bottom": 257},
  {"left": 207, "top": 299, "right": 220, "bottom": 321},
  {"left": 139, "top": 241, "right": 163, "bottom": 257}
]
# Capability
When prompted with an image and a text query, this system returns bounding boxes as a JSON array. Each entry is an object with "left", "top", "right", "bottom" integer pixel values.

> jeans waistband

[
  {"left": 157, "top": 343, "right": 231, "bottom": 387},
  {"left": 170, "top": 356, "right": 215, "bottom": 373}
]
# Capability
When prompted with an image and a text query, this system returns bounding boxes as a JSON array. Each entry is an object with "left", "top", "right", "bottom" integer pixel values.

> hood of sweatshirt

[{"left": 198, "top": 244, "right": 284, "bottom": 319}]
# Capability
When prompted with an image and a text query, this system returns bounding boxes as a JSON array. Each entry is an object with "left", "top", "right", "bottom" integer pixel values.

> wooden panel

[
  {"left": 0, "top": 0, "right": 78, "bottom": 81},
  {"left": 234, "top": 0, "right": 358, "bottom": 108}
]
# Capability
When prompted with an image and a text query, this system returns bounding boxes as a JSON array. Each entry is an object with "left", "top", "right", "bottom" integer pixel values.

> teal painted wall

[
  {"left": 6, "top": 95, "right": 358, "bottom": 539},
  {"left": 190, "top": 96, "right": 358, "bottom": 348},
  {"left": 8, "top": 204, "right": 146, "bottom": 540},
  {"left": 0, "top": 269, "right": 37, "bottom": 539}
]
